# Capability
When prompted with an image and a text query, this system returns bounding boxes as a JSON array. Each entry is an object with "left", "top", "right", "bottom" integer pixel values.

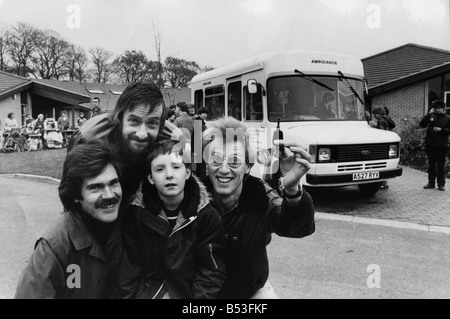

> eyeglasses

[{"left": 208, "top": 153, "right": 244, "bottom": 169}]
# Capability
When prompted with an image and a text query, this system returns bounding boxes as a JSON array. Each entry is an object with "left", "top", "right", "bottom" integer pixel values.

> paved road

[
  {"left": 1, "top": 171, "right": 449, "bottom": 299},
  {"left": 309, "top": 165, "right": 450, "bottom": 227}
]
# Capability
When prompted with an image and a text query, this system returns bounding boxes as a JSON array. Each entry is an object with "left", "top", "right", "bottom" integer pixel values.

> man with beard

[
  {"left": 15, "top": 142, "right": 124, "bottom": 298},
  {"left": 68, "top": 81, "right": 182, "bottom": 197}
]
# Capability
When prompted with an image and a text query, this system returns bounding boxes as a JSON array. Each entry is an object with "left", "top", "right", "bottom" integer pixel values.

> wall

[{"left": 371, "top": 81, "right": 426, "bottom": 131}]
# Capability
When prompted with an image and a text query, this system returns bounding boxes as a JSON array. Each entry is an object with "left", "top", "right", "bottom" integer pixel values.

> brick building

[{"left": 362, "top": 43, "right": 450, "bottom": 132}]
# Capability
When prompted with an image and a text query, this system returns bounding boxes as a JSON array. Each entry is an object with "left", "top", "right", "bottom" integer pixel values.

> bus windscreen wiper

[
  {"left": 337, "top": 71, "right": 364, "bottom": 105},
  {"left": 294, "top": 69, "right": 334, "bottom": 92}
]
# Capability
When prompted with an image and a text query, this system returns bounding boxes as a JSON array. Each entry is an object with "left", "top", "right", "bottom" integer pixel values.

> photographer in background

[{"left": 419, "top": 100, "right": 450, "bottom": 191}]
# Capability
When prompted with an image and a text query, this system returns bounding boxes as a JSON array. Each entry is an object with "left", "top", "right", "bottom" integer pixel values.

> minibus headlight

[
  {"left": 318, "top": 148, "right": 331, "bottom": 162},
  {"left": 389, "top": 144, "right": 398, "bottom": 158}
]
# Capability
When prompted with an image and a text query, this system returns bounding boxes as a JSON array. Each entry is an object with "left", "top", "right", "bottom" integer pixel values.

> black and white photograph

[{"left": 1, "top": 0, "right": 450, "bottom": 304}]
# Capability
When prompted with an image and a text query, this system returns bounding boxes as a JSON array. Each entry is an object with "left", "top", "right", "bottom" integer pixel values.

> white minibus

[{"left": 190, "top": 51, "right": 402, "bottom": 195}]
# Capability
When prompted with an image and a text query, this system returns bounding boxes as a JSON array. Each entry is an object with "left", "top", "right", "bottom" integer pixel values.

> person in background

[
  {"left": 174, "top": 102, "right": 195, "bottom": 174},
  {"left": 15, "top": 142, "right": 124, "bottom": 298},
  {"left": 369, "top": 106, "right": 390, "bottom": 189},
  {"left": 57, "top": 111, "right": 70, "bottom": 130},
  {"left": 313, "top": 93, "right": 336, "bottom": 119},
  {"left": 76, "top": 112, "right": 87, "bottom": 129},
  {"left": 88, "top": 97, "right": 104, "bottom": 119},
  {"left": 32, "top": 114, "right": 45, "bottom": 134},
  {"left": 25, "top": 114, "right": 34, "bottom": 128},
  {"left": 193, "top": 107, "right": 208, "bottom": 179},
  {"left": 174, "top": 102, "right": 194, "bottom": 138},
  {"left": 167, "top": 109, "right": 176, "bottom": 123},
  {"left": 369, "top": 105, "right": 389, "bottom": 130},
  {"left": 383, "top": 106, "right": 396, "bottom": 131},
  {"left": 4, "top": 112, "right": 19, "bottom": 132},
  {"left": 420, "top": 100, "right": 450, "bottom": 191}
]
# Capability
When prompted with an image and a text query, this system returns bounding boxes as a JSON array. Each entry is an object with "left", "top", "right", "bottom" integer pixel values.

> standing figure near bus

[{"left": 420, "top": 100, "right": 450, "bottom": 191}]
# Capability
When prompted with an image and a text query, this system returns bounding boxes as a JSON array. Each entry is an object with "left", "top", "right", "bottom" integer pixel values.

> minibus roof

[{"left": 191, "top": 50, "right": 364, "bottom": 85}]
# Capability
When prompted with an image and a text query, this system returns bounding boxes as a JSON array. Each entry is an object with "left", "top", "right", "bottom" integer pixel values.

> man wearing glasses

[{"left": 201, "top": 117, "right": 315, "bottom": 299}]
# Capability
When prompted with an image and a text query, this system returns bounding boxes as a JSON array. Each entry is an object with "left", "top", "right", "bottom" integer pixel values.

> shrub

[
  {"left": 397, "top": 117, "right": 427, "bottom": 171},
  {"left": 397, "top": 116, "right": 450, "bottom": 177}
]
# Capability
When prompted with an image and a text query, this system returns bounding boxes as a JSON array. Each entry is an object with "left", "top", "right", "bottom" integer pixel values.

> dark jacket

[
  {"left": 174, "top": 112, "right": 195, "bottom": 140},
  {"left": 203, "top": 175, "right": 315, "bottom": 299},
  {"left": 14, "top": 210, "right": 124, "bottom": 299},
  {"left": 419, "top": 112, "right": 450, "bottom": 147},
  {"left": 88, "top": 107, "right": 105, "bottom": 119},
  {"left": 117, "top": 176, "right": 226, "bottom": 299}
]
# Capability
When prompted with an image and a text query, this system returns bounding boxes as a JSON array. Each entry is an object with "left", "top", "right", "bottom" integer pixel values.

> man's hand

[
  {"left": 273, "top": 140, "right": 311, "bottom": 191},
  {"left": 433, "top": 127, "right": 442, "bottom": 132}
]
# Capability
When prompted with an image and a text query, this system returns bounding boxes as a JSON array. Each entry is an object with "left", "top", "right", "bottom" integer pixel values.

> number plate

[{"left": 352, "top": 171, "right": 380, "bottom": 181}]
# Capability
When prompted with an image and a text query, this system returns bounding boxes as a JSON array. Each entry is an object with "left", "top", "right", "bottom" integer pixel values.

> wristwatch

[{"left": 280, "top": 177, "right": 303, "bottom": 199}]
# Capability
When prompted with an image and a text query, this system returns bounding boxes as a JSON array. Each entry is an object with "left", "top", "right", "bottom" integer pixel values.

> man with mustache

[
  {"left": 15, "top": 142, "right": 124, "bottom": 298},
  {"left": 68, "top": 81, "right": 182, "bottom": 197}
]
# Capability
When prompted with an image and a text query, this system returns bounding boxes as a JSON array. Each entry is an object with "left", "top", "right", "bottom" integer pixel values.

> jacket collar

[
  {"left": 134, "top": 174, "right": 211, "bottom": 219},
  {"left": 66, "top": 210, "right": 109, "bottom": 262}
]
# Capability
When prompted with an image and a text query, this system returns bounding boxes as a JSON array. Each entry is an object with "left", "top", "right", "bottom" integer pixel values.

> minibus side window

[
  {"left": 228, "top": 81, "right": 242, "bottom": 120},
  {"left": 244, "top": 84, "right": 263, "bottom": 121},
  {"left": 205, "top": 85, "right": 225, "bottom": 120},
  {"left": 194, "top": 90, "right": 203, "bottom": 110}
]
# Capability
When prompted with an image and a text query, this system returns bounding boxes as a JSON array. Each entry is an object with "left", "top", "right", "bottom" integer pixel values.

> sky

[{"left": 0, "top": 0, "right": 449, "bottom": 69}]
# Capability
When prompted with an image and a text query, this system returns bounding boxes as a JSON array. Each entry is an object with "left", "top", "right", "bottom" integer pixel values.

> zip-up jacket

[
  {"left": 203, "top": 175, "right": 315, "bottom": 299},
  {"left": 117, "top": 176, "right": 226, "bottom": 299},
  {"left": 14, "top": 210, "right": 124, "bottom": 299}
]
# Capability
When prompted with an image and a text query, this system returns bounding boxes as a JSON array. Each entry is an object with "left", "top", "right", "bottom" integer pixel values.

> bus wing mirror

[{"left": 248, "top": 79, "right": 258, "bottom": 94}]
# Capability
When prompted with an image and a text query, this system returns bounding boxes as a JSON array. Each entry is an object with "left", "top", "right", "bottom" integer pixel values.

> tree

[
  {"left": 112, "top": 50, "right": 151, "bottom": 85},
  {"left": 7, "top": 22, "right": 38, "bottom": 76},
  {"left": 200, "top": 65, "right": 215, "bottom": 73},
  {"left": 0, "top": 27, "right": 10, "bottom": 71},
  {"left": 151, "top": 20, "right": 165, "bottom": 90},
  {"left": 164, "top": 56, "right": 199, "bottom": 88},
  {"left": 31, "top": 29, "right": 71, "bottom": 80},
  {"left": 88, "top": 47, "right": 114, "bottom": 83},
  {"left": 66, "top": 45, "right": 89, "bottom": 83}
]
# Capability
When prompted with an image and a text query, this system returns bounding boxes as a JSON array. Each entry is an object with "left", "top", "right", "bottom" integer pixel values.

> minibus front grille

[{"left": 335, "top": 144, "right": 390, "bottom": 162}]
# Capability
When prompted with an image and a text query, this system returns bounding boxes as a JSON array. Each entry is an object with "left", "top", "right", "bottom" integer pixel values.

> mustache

[
  {"left": 95, "top": 195, "right": 121, "bottom": 209},
  {"left": 131, "top": 136, "right": 150, "bottom": 143}
]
